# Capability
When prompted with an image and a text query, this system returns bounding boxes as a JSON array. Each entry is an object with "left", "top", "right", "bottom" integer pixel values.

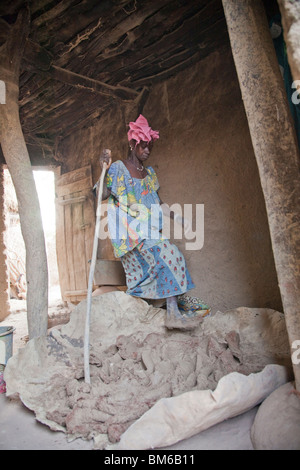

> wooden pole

[
  {"left": 84, "top": 158, "right": 108, "bottom": 384},
  {"left": 0, "top": 8, "right": 48, "bottom": 339},
  {"left": 222, "top": 0, "right": 300, "bottom": 390}
]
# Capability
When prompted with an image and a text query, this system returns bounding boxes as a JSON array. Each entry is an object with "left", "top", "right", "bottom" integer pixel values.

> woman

[{"left": 99, "top": 114, "right": 199, "bottom": 330}]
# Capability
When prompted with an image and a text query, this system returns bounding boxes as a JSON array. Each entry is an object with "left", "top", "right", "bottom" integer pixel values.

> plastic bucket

[{"left": 0, "top": 326, "right": 15, "bottom": 366}]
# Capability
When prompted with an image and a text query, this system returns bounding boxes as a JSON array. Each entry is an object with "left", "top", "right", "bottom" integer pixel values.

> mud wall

[{"left": 58, "top": 46, "right": 282, "bottom": 313}]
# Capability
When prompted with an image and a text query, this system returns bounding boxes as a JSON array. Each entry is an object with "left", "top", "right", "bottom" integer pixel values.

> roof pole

[
  {"left": 0, "top": 7, "right": 48, "bottom": 339},
  {"left": 222, "top": 0, "right": 300, "bottom": 391}
]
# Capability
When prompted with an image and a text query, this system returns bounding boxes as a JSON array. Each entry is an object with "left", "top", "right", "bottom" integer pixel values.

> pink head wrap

[{"left": 127, "top": 114, "right": 159, "bottom": 144}]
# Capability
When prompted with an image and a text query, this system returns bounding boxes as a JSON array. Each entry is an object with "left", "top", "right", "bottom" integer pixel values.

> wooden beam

[
  {"left": 59, "top": 0, "right": 172, "bottom": 72},
  {"left": 1, "top": 17, "right": 139, "bottom": 101},
  {"left": 32, "top": 0, "right": 121, "bottom": 47},
  {"left": 0, "top": 8, "right": 30, "bottom": 79},
  {"left": 91, "top": 2, "right": 226, "bottom": 87},
  {"left": 49, "top": 65, "right": 139, "bottom": 101},
  {"left": 31, "top": 0, "right": 80, "bottom": 28},
  {"left": 0, "top": 6, "right": 49, "bottom": 339},
  {"left": 223, "top": 0, "right": 300, "bottom": 391},
  {"left": 22, "top": 41, "right": 139, "bottom": 100},
  {"left": 57, "top": 17, "right": 102, "bottom": 57},
  {"left": 0, "top": 17, "right": 53, "bottom": 70},
  {"left": 21, "top": 61, "right": 139, "bottom": 101}
]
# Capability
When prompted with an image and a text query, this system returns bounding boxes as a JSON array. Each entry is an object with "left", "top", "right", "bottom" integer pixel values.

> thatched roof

[{"left": 0, "top": 0, "right": 277, "bottom": 165}]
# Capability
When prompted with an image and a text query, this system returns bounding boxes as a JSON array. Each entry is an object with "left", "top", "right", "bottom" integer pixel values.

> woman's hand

[
  {"left": 95, "top": 149, "right": 112, "bottom": 200},
  {"left": 100, "top": 148, "right": 112, "bottom": 170}
]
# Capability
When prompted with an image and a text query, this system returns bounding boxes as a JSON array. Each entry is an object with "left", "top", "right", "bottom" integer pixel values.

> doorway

[{"left": 4, "top": 166, "right": 61, "bottom": 303}]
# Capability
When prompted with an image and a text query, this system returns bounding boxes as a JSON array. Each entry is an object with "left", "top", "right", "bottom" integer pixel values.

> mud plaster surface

[{"left": 4, "top": 292, "right": 291, "bottom": 449}]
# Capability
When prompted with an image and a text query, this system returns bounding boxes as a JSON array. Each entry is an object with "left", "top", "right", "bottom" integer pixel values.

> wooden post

[
  {"left": 222, "top": 0, "right": 300, "bottom": 390},
  {"left": 0, "top": 8, "right": 48, "bottom": 338}
]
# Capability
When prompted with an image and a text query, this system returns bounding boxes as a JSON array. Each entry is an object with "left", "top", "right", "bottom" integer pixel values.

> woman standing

[{"left": 99, "top": 115, "right": 199, "bottom": 330}]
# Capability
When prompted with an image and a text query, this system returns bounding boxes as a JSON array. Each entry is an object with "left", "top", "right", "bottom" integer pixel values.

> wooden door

[{"left": 55, "top": 165, "right": 95, "bottom": 303}]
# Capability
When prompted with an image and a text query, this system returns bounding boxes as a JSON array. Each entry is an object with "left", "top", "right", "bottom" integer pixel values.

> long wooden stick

[{"left": 84, "top": 160, "right": 108, "bottom": 384}]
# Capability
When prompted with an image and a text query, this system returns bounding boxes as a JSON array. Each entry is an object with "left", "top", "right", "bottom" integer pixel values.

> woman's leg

[
  {"left": 121, "top": 242, "right": 201, "bottom": 330},
  {"left": 166, "top": 296, "right": 182, "bottom": 319},
  {"left": 165, "top": 295, "right": 202, "bottom": 330}
]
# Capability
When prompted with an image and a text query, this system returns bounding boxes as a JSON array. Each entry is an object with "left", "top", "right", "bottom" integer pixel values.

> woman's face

[{"left": 134, "top": 140, "right": 154, "bottom": 162}]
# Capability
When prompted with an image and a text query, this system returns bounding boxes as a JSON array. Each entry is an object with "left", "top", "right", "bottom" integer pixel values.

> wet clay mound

[
  {"left": 4, "top": 292, "right": 291, "bottom": 448},
  {"left": 42, "top": 330, "right": 251, "bottom": 444}
]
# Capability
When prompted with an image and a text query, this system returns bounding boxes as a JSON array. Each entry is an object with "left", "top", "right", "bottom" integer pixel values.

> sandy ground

[
  {"left": 0, "top": 287, "right": 257, "bottom": 450},
  {"left": 1, "top": 285, "right": 73, "bottom": 352}
]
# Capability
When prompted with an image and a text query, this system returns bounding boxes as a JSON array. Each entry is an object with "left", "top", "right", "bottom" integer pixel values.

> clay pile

[
  {"left": 43, "top": 328, "right": 251, "bottom": 443},
  {"left": 4, "top": 292, "right": 291, "bottom": 448}
]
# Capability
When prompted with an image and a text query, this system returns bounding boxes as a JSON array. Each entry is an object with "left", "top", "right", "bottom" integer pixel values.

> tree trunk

[
  {"left": 222, "top": 0, "right": 300, "bottom": 390},
  {"left": 0, "top": 8, "right": 48, "bottom": 338}
]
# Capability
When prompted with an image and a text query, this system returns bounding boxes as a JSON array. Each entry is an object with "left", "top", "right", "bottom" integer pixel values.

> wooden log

[
  {"left": 91, "top": 0, "right": 210, "bottom": 64},
  {"left": 22, "top": 41, "right": 138, "bottom": 101},
  {"left": 31, "top": 0, "right": 80, "bottom": 29},
  {"left": 93, "top": 1, "right": 224, "bottom": 80},
  {"left": 222, "top": 0, "right": 300, "bottom": 390},
  {"left": 1, "top": 17, "right": 139, "bottom": 101},
  {"left": 21, "top": 58, "right": 139, "bottom": 101},
  {"left": 62, "top": 0, "right": 172, "bottom": 73},
  {"left": 0, "top": 7, "right": 49, "bottom": 339},
  {"left": 50, "top": 65, "right": 138, "bottom": 101},
  {"left": 98, "top": 18, "right": 226, "bottom": 87},
  {"left": 33, "top": 0, "right": 125, "bottom": 47}
]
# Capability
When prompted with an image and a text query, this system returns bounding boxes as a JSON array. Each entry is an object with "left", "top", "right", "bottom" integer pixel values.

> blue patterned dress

[{"left": 106, "top": 160, "right": 194, "bottom": 299}]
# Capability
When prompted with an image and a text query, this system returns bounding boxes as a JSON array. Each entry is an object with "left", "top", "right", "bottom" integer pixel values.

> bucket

[{"left": 0, "top": 326, "right": 15, "bottom": 366}]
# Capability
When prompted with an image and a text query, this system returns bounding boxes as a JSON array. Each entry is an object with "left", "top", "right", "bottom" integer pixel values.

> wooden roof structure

[
  {"left": 0, "top": 0, "right": 230, "bottom": 163},
  {"left": 0, "top": 0, "right": 279, "bottom": 165}
]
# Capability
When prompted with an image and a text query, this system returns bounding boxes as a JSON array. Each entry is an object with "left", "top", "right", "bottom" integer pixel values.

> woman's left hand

[{"left": 100, "top": 149, "right": 112, "bottom": 170}]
